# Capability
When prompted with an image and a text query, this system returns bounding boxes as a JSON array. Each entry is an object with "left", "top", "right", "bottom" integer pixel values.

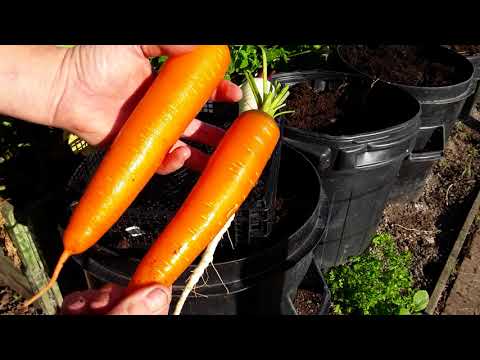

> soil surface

[
  {"left": 285, "top": 80, "right": 402, "bottom": 136},
  {"left": 450, "top": 45, "right": 480, "bottom": 57},
  {"left": 0, "top": 287, "right": 42, "bottom": 315},
  {"left": 294, "top": 289, "right": 326, "bottom": 315},
  {"left": 286, "top": 82, "right": 343, "bottom": 132},
  {"left": 378, "top": 118, "right": 480, "bottom": 294},
  {"left": 340, "top": 46, "right": 460, "bottom": 87}
]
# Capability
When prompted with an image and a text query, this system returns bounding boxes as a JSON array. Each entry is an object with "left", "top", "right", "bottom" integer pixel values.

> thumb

[
  {"left": 107, "top": 285, "right": 172, "bottom": 315},
  {"left": 139, "top": 45, "right": 197, "bottom": 58}
]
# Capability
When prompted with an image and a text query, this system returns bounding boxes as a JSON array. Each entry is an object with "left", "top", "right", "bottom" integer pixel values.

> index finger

[
  {"left": 210, "top": 80, "right": 243, "bottom": 102},
  {"left": 182, "top": 119, "right": 225, "bottom": 147}
]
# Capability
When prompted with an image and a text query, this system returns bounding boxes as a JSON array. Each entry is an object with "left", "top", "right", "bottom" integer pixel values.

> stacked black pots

[
  {"left": 272, "top": 70, "right": 421, "bottom": 268},
  {"left": 334, "top": 45, "right": 475, "bottom": 203}
]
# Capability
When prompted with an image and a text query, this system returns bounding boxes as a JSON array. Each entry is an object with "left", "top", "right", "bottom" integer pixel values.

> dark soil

[
  {"left": 341, "top": 46, "right": 460, "bottom": 87},
  {"left": 294, "top": 289, "right": 326, "bottom": 315},
  {"left": 0, "top": 287, "right": 42, "bottom": 315},
  {"left": 285, "top": 80, "right": 386, "bottom": 136},
  {"left": 285, "top": 82, "right": 344, "bottom": 132},
  {"left": 378, "top": 120, "right": 480, "bottom": 293},
  {"left": 450, "top": 45, "right": 480, "bottom": 57},
  {"left": 285, "top": 78, "right": 416, "bottom": 137}
]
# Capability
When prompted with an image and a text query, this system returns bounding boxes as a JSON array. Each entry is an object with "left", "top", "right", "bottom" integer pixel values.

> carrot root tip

[{"left": 23, "top": 250, "right": 71, "bottom": 309}]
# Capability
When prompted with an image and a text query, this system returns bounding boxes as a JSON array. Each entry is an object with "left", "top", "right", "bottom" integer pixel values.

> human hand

[
  {"left": 53, "top": 45, "right": 242, "bottom": 174},
  {"left": 61, "top": 283, "right": 171, "bottom": 315}
]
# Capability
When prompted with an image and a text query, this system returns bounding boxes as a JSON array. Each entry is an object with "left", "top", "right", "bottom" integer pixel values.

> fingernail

[
  {"left": 180, "top": 147, "right": 191, "bottom": 160},
  {"left": 89, "top": 292, "right": 110, "bottom": 310},
  {"left": 232, "top": 86, "right": 243, "bottom": 101},
  {"left": 145, "top": 287, "right": 169, "bottom": 311},
  {"left": 69, "top": 297, "right": 86, "bottom": 311}
]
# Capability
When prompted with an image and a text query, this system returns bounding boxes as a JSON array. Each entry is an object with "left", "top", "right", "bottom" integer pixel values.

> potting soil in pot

[
  {"left": 340, "top": 46, "right": 462, "bottom": 87},
  {"left": 285, "top": 79, "right": 401, "bottom": 135},
  {"left": 450, "top": 45, "right": 480, "bottom": 57}
]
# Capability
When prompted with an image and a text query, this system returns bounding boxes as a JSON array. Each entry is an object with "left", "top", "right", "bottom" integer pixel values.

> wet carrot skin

[
  {"left": 128, "top": 110, "right": 280, "bottom": 291},
  {"left": 62, "top": 45, "right": 230, "bottom": 255},
  {"left": 23, "top": 45, "right": 232, "bottom": 308}
]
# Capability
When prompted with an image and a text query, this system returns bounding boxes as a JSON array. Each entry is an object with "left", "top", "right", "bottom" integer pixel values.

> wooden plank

[
  {"left": 0, "top": 254, "right": 33, "bottom": 300},
  {"left": 0, "top": 201, "right": 63, "bottom": 314},
  {"left": 426, "top": 188, "right": 480, "bottom": 314},
  {"left": 442, "top": 228, "right": 480, "bottom": 314}
]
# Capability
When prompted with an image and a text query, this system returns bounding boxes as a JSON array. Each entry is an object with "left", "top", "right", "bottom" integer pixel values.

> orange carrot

[
  {"left": 128, "top": 110, "right": 280, "bottom": 290},
  {"left": 128, "top": 47, "right": 293, "bottom": 296},
  {"left": 24, "top": 45, "right": 231, "bottom": 307}
]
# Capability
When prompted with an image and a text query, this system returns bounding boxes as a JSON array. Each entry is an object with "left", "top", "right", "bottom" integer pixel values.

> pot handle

[
  {"left": 409, "top": 124, "right": 445, "bottom": 162},
  {"left": 283, "top": 137, "right": 333, "bottom": 171}
]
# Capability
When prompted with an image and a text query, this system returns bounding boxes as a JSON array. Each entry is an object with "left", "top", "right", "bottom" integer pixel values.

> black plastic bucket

[
  {"left": 335, "top": 45, "right": 475, "bottom": 202},
  {"left": 452, "top": 48, "right": 480, "bottom": 120},
  {"left": 272, "top": 71, "right": 421, "bottom": 268},
  {"left": 69, "top": 144, "right": 331, "bottom": 315}
]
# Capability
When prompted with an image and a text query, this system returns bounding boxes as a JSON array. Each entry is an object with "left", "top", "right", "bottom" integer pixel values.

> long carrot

[
  {"left": 24, "top": 45, "right": 231, "bottom": 307},
  {"left": 127, "top": 48, "right": 293, "bottom": 307}
]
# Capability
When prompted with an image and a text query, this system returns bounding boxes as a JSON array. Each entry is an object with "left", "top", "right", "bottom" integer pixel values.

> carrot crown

[{"left": 244, "top": 46, "right": 294, "bottom": 119}]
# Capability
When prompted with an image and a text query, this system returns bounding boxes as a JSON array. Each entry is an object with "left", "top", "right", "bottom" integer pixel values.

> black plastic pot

[
  {"left": 272, "top": 71, "right": 421, "bottom": 268},
  {"left": 70, "top": 144, "right": 331, "bottom": 315},
  {"left": 335, "top": 45, "right": 476, "bottom": 202},
  {"left": 455, "top": 49, "right": 480, "bottom": 120}
]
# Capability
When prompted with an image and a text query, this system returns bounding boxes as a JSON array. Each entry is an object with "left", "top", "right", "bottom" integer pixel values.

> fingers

[
  {"left": 61, "top": 283, "right": 172, "bottom": 315},
  {"left": 156, "top": 120, "right": 224, "bottom": 175},
  {"left": 139, "top": 45, "right": 197, "bottom": 58},
  {"left": 156, "top": 141, "right": 210, "bottom": 175},
  {"left": 107, "top": 285, "right": 172, "bottom": 315},
  {"left": 156, "top": 144, "right": 191, "bottom": 175},
  {"left": 88, "top": 283, "right": 126, "bottom": 314},
  {"left": 183, "top": 145, "right": 209, "bottom": 173},
  {"left": 182, "top": 119, "right": 225, "bottom": 147},
  {"left": 61, "top": 289, "right": 103, "bottom": 315},
  {"left": 210, "top": 80, "right": 243, "bottom": 102},
  {"left": 61, "top": 283, "right": 126, "bottom": 315}
]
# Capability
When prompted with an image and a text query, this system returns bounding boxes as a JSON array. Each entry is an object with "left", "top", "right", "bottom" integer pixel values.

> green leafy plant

[
  {"left": 149, "top": 45, "right": 331, "bottom": 83},
  {"left": 326, "top": 233, "right": 430, "bottom": 315},
  {"left": 226, "top": 45, "right": 330, "bottom": 84}
]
